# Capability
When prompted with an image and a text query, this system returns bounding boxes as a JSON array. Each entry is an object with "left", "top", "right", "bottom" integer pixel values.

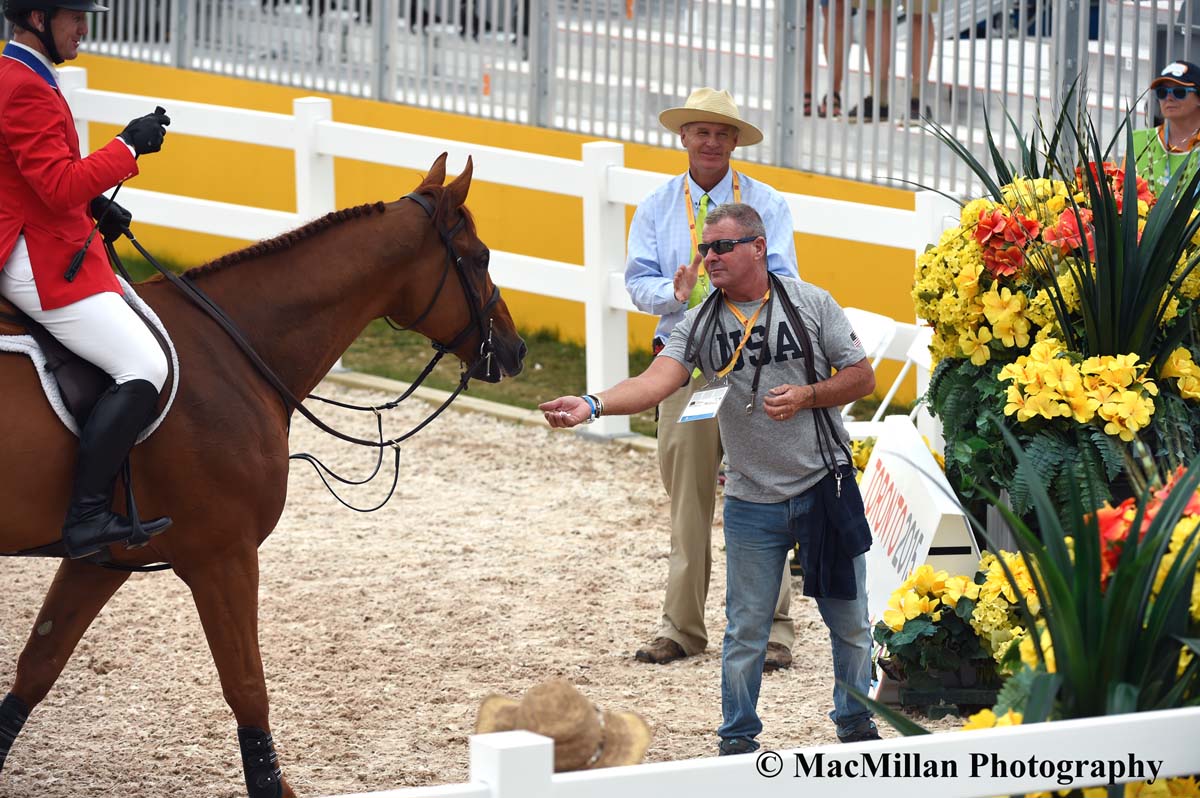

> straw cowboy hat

[
  {"left": 658, "top": 87, "right": 764, "bottom": 146},
  {"left": 475, "top": 679, "right": 652, "bottom": 772}
]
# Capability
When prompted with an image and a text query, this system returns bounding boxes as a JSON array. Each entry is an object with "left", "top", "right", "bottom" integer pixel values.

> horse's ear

[
  {"left": 446, "top": 156, "right": 473, "bottom": 208},
  {"left": 424, "top": 153, "right": 448, "bottom": 187}
]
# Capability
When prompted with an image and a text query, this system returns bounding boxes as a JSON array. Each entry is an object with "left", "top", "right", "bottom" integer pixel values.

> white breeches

[{"left": 0, "top": 236, "right": 168, "bottom": 391}]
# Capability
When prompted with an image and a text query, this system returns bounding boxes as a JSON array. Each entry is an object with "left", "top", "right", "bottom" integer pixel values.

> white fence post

[
  {"left": 294, "top": 97, "right": 337, "bottom": 222},
  {"left": 294, "top": 97, "right": 341, "bottom": 369},
  {"left": 580, "top": 141, "right": 630, "bottom": 438},
  {"left": 58, "top": 67, "right": 89, "bottom": 152},
  {"left": 469, "top": 731, "right": 553, "bottom": 798},
  {"left": 910, "top": 190, "right": 959, "bottom": 448}
]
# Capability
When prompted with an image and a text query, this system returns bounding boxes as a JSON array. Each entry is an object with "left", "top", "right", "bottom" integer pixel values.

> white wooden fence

[
  {"left": 58, "top": 65, "right": 956, "bottom": 440},
  {"left": 325, "top": 708, "right": 1200, "bottom": 798},
  {"left": 54, "top": 68, "right": 1200, "bottom": 798}
]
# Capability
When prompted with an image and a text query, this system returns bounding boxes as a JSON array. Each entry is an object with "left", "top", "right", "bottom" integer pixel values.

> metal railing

[{"left": 10, "top": 0, "right": 1195, "bottom": 195}]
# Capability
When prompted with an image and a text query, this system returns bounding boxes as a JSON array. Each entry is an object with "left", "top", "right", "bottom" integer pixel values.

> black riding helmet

[{"left": 4, "top": 0, "right": 108, "bottom": 65}]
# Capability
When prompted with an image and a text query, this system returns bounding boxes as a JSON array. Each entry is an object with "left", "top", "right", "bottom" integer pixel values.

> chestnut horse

[{"left": 0, "top": 154, "right": 525, "bottom": 797}]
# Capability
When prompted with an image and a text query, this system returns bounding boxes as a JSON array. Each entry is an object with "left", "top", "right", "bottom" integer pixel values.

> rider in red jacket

[{"left": 1, "top": 0, "right": 173, "bottom": 558}]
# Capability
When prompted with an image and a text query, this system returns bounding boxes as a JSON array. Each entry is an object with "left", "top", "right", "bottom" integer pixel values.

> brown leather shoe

[
  {"left": 634, "top": 637, "right": 687, "bottom": 665},
  {"left": 763, "top": 642, "right": 793, "bottom": 672}
]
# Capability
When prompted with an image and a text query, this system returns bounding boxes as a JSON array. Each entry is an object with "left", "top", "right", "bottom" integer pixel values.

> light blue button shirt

[{"left": 624, "top": 168, "right": 799, "bottom": 343}]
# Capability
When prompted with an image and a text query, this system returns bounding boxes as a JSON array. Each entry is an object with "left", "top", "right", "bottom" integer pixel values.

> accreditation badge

[{"left": 679, "top": 383, "right": 729, "bottom": 423}]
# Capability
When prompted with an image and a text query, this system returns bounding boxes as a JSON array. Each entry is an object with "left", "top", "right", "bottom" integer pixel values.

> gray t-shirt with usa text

[{"left": 658, "top": 276, "right": 866, "bottom": 504}]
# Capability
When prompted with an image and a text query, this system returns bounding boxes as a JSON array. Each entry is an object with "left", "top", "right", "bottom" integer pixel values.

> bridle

[
  {"left": 114, "top": 189, "right": 509, "bottom": 513},
  {"left": 385, "top": 190, "right": 502, "bottom": 382}
]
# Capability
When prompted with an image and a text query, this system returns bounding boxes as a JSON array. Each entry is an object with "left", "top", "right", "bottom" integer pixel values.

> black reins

[{"left": 111, "top": 190, "right": 502, "bottom": 512}]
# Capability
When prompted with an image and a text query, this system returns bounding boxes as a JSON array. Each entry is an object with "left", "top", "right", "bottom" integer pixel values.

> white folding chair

[{"left": 840, "top": 307, "right": 898, "bottom": 421}]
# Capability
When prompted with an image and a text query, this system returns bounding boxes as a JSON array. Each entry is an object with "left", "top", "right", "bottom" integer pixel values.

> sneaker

[
  {"left": 837, "top": 720, "right": 882, "bottom": 743},
  {"left": 634, "top": 637, "right": 688, "bottom": 665},
  {"left": 763, "top": 642, "right": 793, "bottom": 672},
  {"left": 718, "top": 737, "right": 760, "bottom": 756},
  {"left": 847, "top": 96, "right": 889, "bottom": 123}
]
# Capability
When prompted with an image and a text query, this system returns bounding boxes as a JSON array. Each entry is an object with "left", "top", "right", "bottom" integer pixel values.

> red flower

[
  {"left": 1093, "top": 497, "right": 1140, "bottom": 584},
  {"left": 982, "top": 244, "right": 1025, "bottom": 278},
  {"left": 1043, "top": 208, "right": 1096, "bottom": 258},
  {"left": 1074, "top": 161, "right": 1156, "bottom": 210},
  {"left": 1004, "top": 212, "right": 1040, "bottom": 246},
  {"left": 975, "top": 208, "right": 1009, "bottom": 248}
]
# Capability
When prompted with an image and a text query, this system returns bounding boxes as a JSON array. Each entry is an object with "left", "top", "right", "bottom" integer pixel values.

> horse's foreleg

[
  {"left": 180, "top": 546, "right": 294, "bottom": 798},
  {"left": 1, "top": 559, "right": 130, "bottom": 773}
]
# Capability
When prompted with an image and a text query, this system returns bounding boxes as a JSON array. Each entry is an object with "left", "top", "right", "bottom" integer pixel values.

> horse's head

[{"left": 390, "top": 154, "right": 525, "bottom": 383}]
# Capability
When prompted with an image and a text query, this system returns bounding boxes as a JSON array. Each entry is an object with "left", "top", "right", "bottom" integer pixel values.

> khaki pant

[{"left": 656, "top": 374, "right": 794, "bottom": 656}]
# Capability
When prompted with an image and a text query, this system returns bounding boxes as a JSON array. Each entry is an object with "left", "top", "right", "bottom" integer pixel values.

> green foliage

[{"left": 989, "top": 432, "right": 1200, "bottom": 719}]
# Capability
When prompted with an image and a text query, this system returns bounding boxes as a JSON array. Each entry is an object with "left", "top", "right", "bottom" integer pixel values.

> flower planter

[
  {"left": 880, "top": 658, "right": 1001, "bottom": 719},
  {"left": 897, "top": 684, "right": 1001, "bottom": 720}
]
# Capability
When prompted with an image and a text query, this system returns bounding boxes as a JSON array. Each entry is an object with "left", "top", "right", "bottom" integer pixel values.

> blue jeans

[{"left": 718, "top": 493, "right": 873, "bottom": 743}]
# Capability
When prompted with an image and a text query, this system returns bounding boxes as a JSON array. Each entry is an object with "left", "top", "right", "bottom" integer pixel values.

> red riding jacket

[{"left": 0, "top": 46, "right": 137, "bottom": 310}]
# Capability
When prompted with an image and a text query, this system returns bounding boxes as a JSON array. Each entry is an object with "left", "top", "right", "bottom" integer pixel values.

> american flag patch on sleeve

[{"left": 850, "top": 330, "right": 862, "bottom": 348}]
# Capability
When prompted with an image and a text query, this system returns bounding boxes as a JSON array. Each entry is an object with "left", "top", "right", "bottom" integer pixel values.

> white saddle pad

[{"left": 0, "top": 276, "right": 179, "bottom": 443}]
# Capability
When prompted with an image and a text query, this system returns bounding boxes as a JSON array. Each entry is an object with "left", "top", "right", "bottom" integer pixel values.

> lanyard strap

[
  {"left": 715, "top": 288, "right": 770, "bottom": 379},
  {"left": 684, "top": 171, "right": 742, "bottom": 255}
]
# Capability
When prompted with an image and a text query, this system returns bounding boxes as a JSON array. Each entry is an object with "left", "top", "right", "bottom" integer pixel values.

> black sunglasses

[
  {"left": 1156, "top": 86, "right": 1197, "bottom": 101},
  {"left": 698, "top": 236, "right": 759, "bottom": 257}
]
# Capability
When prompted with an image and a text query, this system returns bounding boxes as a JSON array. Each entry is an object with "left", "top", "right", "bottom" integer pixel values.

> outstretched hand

[
  {"left": 539, "top": 395, "right": 590, "bottom": 428},
  {"left": 673, "top": 251, "right": 703, "bottom": 304}
]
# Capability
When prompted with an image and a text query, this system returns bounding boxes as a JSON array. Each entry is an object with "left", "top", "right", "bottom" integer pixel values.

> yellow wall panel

[{"left": 73, "top": 53, "right": 917, "bottom": 371}]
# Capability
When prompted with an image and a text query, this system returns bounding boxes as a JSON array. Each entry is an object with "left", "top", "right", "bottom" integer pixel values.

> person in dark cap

[
  {"left": 1135, "top": 60, "right": 1200, "bottom": 192},
  {"left": 1, "top": 0, "right": 173, "bottom": 558}
]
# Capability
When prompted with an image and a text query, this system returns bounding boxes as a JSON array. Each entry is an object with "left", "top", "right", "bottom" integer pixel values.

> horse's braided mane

[{"left": 181, "top": 201, "right": 389, "bottom": 279}]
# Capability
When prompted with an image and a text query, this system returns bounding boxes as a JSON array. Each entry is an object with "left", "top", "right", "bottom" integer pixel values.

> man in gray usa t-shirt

[{"left": 540, "top": 202, "right": 881, "bottom": 755}]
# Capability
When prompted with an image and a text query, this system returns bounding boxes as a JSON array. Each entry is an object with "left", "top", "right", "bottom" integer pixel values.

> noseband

[{"left": 396, "top": 191, "right": 502, "bottom": 380}]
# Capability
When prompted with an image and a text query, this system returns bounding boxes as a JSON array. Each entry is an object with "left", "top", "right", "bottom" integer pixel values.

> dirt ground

[{"left": 0, "top": 384, "right": 957, "bottom": 798}]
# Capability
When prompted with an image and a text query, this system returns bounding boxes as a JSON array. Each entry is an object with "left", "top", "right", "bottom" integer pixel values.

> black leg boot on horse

[
  {"left": 61, "top": 379, "right": 172, "bottom": 559},
  {"left": 0, "top": 693, "right": 29, "bottom": 773},
  {"left": 238, "top": 726, "right": 284, "bottom": 798}
]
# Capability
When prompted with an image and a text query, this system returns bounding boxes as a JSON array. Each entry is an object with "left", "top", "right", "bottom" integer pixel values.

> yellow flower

[
  {"left": 1162, "top": 348, "right": 1200, "bottom": 401},
  {"left": 961, "top": 708, "right": 997, "bottom": 730},
  {"left": 1019, "top": 391, "right": 1069, "bottom": 423},
  {"left": 961, "top": 707, "right": 1022, "bottom": 731},
  {"left": 993, "top": 709, "right": 1023, "bottom": 727},
  {"left": 908, "top": 565, "right": 948, "bottom": 598},
  {"left": 1019, "top": 624, "right": 1056, "bottom": 673},
  {"left": 954, "top": 259, "right": 985, "bottom": 302},
  {"left": 942, "top": 575, "right": 981, "bottom": 609},
  {"left": 959, "top": 326, "right": 993, "bottom": 366},
  {"left": 1098, "top": 389, "right": 1156, "bottom": 442},
  {"left": 981, "top": 287, "right": 1031, "bottom": 349},
  {"left": 900, "top": 589, "right": 942, "bottom": 622}
]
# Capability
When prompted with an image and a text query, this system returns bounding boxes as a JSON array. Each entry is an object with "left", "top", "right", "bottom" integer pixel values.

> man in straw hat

[
  {"left": 622, "top": 87, "right": 798, "bottom": 672},
  {"left": 476, "top": 679, "right": 652, "bottom": 771}
]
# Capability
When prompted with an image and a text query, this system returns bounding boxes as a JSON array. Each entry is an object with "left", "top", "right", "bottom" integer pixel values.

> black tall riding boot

[{"left": 61, "top": 379, "right": 172, "bottom": 559}]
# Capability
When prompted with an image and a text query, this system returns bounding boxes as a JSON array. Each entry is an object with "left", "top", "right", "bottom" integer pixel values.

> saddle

[
  {"left": 0, "top": 279, "right": 179, "bottom": 564},
  {"left": 0, "top": 278, "right": 177, "bottom": 438}
]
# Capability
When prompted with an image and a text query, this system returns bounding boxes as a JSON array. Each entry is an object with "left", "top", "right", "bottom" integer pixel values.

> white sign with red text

[{"left": 859, "top": 416, "right": 980, "bottom": 624}]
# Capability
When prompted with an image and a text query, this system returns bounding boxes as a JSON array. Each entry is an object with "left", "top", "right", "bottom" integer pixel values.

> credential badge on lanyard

[{"left": 678, "top": 378, "right": 730, "bottom": 423}]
